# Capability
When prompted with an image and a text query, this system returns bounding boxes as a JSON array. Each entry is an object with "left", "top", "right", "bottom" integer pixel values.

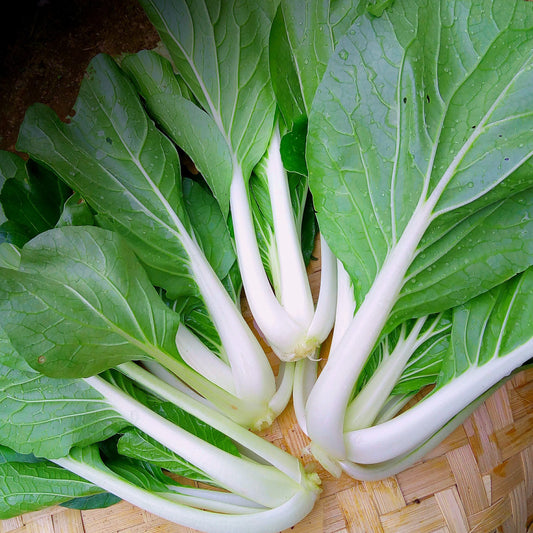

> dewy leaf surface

[
  {"left": 307, "top": 0, "right": 533, "bottom": 304},
  {"left": 391, "top": 187, "right": 533, "bottom": 324},
  {"left": 16, "top": 54, "right": 196, "bottom": 299},
  {"left": 139, "top": 0, "right": 277, "bottom": 180}
]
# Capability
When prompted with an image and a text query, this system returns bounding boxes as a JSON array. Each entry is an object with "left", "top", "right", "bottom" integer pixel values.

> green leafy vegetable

[{"left": 304, "top": 0, "right": 533, "bottom": 471}]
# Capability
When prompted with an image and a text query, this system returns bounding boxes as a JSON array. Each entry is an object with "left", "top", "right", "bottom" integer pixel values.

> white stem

[
  {"left": 306, "top": 236, "right": 338, "bottom": 344},
  {"left": 305, "top": 201, "right": 435, "bottom": 459},
  {"left": 54, "top": 455, "right": 319, "bottom": 533},
  {"left": 329, "top": 260, "right": 356, "bottom": 354},
  {"left": 230, "top": 167, "right": 305, "bottom": 360},
  {"left": 118, "top": 362, "right": 303, "bottom": 479},
  {"left": 339, "top": 378, "right": 502, "bottom": 481},
  {"left": 140, "top": 360, "right": 212, "bottom": 407},
  {"left": 266, "top": 125, "right": 315, "bottom": 329},
  {"left": 180, "top": 222, "right": 276, "bottom": 406},
  {"left": 175, "top": 324, "right": 236, "bottom": 395},
  {"left": 293, "top": 358, "right": 319, "bottom": 436},
  {"left": 268, "top": 362, "right": 295, "bottom": 419},
  {"left": 344, "top": 317, "right": 427, "bottom": 431},
  {"left": 344, "top": 340, "right": 533, "bottom": 464},
  {"left": 169, "top": 485, "right": 265, "bottom": 510},
  {"left": 163, "top": 489, "right": 265, "bottom": 514},
  {"left": 84, "top": 374, "right": 297, "bottom": 507}
]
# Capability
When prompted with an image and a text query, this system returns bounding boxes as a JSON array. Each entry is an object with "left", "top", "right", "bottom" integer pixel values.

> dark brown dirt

[{"left": 0, "top": 0, "right": 159, "bottom": 153}]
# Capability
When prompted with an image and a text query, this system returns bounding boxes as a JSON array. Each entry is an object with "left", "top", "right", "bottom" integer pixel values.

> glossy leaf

[
  {"left": 139, "top": 0, "right": 277, "bottom": 181},
  {"left": 0, "top": 461, "right": 101, "bottom": 519},
  {"left": 0, "top": 226, "right": 183, "bottom": 378},
  {"left": 17, "top": 54, "right": 196, "bottom": 299}
]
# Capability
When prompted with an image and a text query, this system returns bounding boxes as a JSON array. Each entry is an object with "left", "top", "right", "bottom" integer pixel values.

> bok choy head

[
  {"left": 0, "top": 327, "right": 320, "bottom": 531},
  {"left": 134, "top": 0, "right": 338, "bottom": 362},
  {"left": 304, "top": 0, "right": 533, "bottom": 465},
  {"left": 15, "top": 54, "right": 285, "bottom": 430}
]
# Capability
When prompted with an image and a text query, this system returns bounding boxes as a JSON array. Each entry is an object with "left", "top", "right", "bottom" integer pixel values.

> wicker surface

[{"left": 2, "top": 259, "right": 533, "bottom": 533}]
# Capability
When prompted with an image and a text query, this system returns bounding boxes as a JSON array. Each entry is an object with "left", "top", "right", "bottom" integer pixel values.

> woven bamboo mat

[{"left": 2, "top": 256, "right": 533, "bottom": 533}]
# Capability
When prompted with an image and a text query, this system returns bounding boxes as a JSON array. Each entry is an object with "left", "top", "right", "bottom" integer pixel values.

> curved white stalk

[
  {"left": 140, "top": 360, "right": 212, "bottom": 407},
  {"left": 179, "top": 223, "right": 276, "bottom": 408},
  {"left": 55, "top": 454, "right": 320, "bottom": 533},
  {"left": 118, "top": 362, "right": 302, "bottom": 477},
  {"left": 344, "top": 339, "right": 533, "bottom": 464},
  {"left": 305, "top": 200, "right": 435, "bottom": 460},
  {"left": 293, "top": 358, "right": 319, "bottom": 435},
  {"left": 266, "top": 125, "right": 315, "bottom": 329},
  {"left": 268, "top": 362, "right": 295, "bottom": 419},
  {"left": 344, "top": 317, "right": 428, "bottom": 431},
  {"left": 306, "top": 236, "right": 338, "bottom": 345},
  {"left": 329, "top": 260, "right": 356, "bottom": 354},
  {"left": 168, "top": 485, "right": 266, "bottom": 510},
  {"left": 339, "top": 375, "right": 508, "bottom": 481},
  {"left": 162, "top": 489, "right": 265, "bottom": 514},
  {"left": 84, "top": 374, "right": 297, "bottom": 506},
  {"left": 175, "top": 324, "right": 236, "bottom": 395},
  {"left": 230, "top": 167, "right": 306, "bottom": 360}
]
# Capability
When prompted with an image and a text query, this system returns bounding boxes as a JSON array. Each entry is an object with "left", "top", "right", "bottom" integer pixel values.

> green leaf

[
  {"left": 61, "top": 492, "right": 121, "bottom": 510},
  {"left": 16, "top": 54, "right": 196, "bottom": 299},
  {"left": 106, "top": 456, "right": 171, "bottom": 493},
  {"left": 122, "top": 50, "right": 233, "bottom": 218},
  {"left": 0, "top": 329, "right": 127, "bottom": 459},
  {"left": 117, "top": 428, "right": 211, "bottom": 483},
  {"left": 183, "top": 178, "right": 236, "bottom": 283},
  {"left": 0, "top": 226, "right": 183, "bottom": 378},
  {"left": 392, "top": 188, "right": 533, "bottom": 324},
  {"left": 0, "top": 152, "right": 70, "bottom": 247},
  {"left": 307, "top": 0, "right": 533, "bottom": 305},
  {"left": 0, "top": 461, "right": 102, "bottom": 519},
  {"left": 0, "top": 243, "right": 20, "bottom": 270},
  {"left": 438, "top": 268, "right": 533, "bottom": 389},
  {"left": 122, "top": 49, "right": 184, "bottom": 99},
  {"left": 271, "top": 0, "right": 364, "bottom": 127},
  {"left": 56, "top": 192, "right": 95, "bottom": 227},
  {"left": 139, "top": 0, "right": 277, "bottom": 180},
  {"left": 0, "top": 445, "right": 41, "bottom": 465},
  {"left": 0, "top": 160, "right": 70, "bottom": 237}
]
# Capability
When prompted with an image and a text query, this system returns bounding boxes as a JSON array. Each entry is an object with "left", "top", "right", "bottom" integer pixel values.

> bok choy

[
  {"left": 136, "top": 0, "right": 338, "bottom": 362},
  {"left": 16, "top": 53, "right": 285, "bottom": 430},
  {"left": 0, "top": 318, "right": 320, "bottom": 531},
  {"left": 304, "top": 0, "right": 533, "bottom": 472}
]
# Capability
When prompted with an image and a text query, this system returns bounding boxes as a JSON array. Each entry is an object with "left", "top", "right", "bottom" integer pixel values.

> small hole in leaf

[
  {"left": 504, "top": 158, "right": 510, "bottom": 161},
  {"left": 472, "top": 125, "right": 476, "bottom": 129},
  {"left": 106, "top": 137, "right": 113, "bottom": 145},
  {"left": 403, "top": 97, "right": 407, "bottom": 104},
  {"left": 426, "top": 95, "right": 430, "bottom": 103}
]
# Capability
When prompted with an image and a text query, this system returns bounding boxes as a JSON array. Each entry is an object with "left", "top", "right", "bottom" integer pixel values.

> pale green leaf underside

[{"left": 140, "top": 0, "right": 277, "bottom": 179}]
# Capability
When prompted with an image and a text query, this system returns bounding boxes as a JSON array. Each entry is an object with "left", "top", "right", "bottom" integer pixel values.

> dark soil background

[{"left": 0, "top": 0, "right": 159, "bottom": 152}]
